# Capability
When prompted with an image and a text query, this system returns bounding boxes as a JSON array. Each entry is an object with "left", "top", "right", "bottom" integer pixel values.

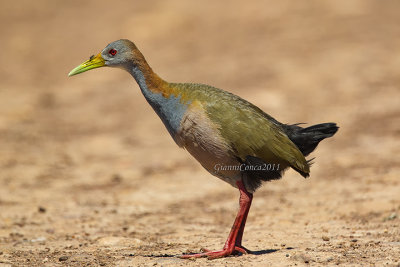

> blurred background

[{"left": 0, "top": 1, "right": 399, "bottom": 266}]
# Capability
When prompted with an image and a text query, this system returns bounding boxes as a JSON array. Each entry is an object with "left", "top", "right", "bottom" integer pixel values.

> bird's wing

[{"left": 186, "top": 84, "right": 310, "bottom": 176}]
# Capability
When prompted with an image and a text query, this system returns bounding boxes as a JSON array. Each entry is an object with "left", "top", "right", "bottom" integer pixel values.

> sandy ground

[{"left": 0, "top": 1, "right": 400, "bottom": 266}]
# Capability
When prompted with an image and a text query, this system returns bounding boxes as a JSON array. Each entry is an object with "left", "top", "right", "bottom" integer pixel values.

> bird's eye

[{"left": 109, "top": 49, "right": 117, "bottom": 56}]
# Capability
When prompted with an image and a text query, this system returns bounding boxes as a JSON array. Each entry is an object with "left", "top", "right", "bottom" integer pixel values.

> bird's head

[{"left": 68, "top": 39, "right": 141, "bottom": 76}]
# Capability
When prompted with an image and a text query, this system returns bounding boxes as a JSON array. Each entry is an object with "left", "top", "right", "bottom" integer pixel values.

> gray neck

[
  {"left": 129, "top": 65, "right": 153, "bottom": 99},
  {"left": 127, "top": 65, "right": 189, "bottom": 146}
]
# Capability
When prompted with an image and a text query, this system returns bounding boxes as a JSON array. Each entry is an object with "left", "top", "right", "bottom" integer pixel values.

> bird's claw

[{"left": 179, "top": 245, "right": 250, "bottom": 259}]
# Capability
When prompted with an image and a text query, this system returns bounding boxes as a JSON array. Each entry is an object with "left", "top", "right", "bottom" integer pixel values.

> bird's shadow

[
  {"left": 248, "top": 248, "right": 280, "bottom": 255},
  {"left": 140, "top": 248, "right": 285, "bottom": 258}
]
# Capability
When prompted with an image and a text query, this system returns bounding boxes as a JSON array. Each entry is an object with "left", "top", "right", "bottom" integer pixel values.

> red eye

[{"left": 109, "top": 49, "right": 117, "bottom": 56}]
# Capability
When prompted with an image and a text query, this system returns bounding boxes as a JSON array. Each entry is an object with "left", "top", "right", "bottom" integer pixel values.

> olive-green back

[{"left": 172, "top": 83, "right": 310, "bottom": 175}]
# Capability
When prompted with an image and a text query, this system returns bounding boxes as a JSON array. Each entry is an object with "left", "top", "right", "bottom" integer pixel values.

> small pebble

[
  {"left": 111, "top": 174, "right": 123, "bottom": 183},
  {"left": 386, "top": 213, "right": 397, "bottom": 221},
  {"left": 38, "top": 207, "right": 46, "bottom": 213},
  {"left": 59, "top": 256, "right": 68, "bottom": 261},
  {"left": 31, "top": 237, "right": 46, "bottom": 242},
  {"left": 322, "top": 236, "right": 330, "bottom": 241}
]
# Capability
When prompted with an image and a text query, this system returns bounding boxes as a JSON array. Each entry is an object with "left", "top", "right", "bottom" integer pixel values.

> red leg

[
  {"left": 232, "top": 186, "right": 253, "bottom": 251},
  {"left": 180, "top": 180, "right": 253, "bottom": 259}
]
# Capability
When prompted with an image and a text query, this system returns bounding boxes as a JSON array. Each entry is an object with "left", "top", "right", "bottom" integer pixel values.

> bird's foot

[{"left": 179, "top": 245, "right": 250, "bottom": 259}]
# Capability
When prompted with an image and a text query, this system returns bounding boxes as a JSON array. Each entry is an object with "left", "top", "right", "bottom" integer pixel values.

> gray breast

[
  {"left": 146, "top": 92, "right": 190, "bottom": 143},
  {"left": 131, "top": 67, "right": 189, "bottom": 144}
]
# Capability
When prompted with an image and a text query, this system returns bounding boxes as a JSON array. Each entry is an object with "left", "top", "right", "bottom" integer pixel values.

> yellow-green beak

[{"left": 68, "top": 53, "right": 105, "bottom": 76}]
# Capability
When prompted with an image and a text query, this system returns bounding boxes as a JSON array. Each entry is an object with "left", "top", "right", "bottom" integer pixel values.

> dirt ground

[{"left": 0, "top": 1, "right": 399, "bottom": 266}]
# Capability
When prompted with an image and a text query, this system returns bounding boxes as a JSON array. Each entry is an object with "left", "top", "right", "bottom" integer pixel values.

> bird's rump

[{"left": 282, "top": 123, "right": 339, "bottom": 157}]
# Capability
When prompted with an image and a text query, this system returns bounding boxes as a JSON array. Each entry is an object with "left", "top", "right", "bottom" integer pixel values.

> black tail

[{"left": 282, "top": 123, "right": 339, "bottom": 156}]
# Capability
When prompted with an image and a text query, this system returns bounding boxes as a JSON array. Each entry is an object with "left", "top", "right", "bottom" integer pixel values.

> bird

[{"left": 69, "top": 39, "right": 338, "bottom": 259}]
